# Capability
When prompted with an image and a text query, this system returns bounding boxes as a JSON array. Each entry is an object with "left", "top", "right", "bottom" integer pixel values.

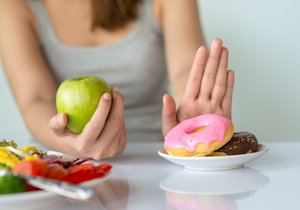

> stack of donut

[
  {"left": 211, "top": 132, "right": 259, "bottom": 156},
  {"left": 164, "top": 114, "right": 259, "bottom": 157}
]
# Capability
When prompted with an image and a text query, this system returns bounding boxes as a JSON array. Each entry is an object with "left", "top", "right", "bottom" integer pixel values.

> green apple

[{"left": 56, "top": 76, "right": 111, "bottom": 134}]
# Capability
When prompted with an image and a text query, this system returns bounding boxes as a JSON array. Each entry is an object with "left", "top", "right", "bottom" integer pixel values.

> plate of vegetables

[{"left": 0, "top": 139, "right": 112, "bottom": 209}]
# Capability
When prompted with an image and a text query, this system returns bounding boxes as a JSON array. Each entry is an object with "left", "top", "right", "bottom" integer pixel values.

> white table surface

[{"left": 3, "top": 141, "right": 299, "bottom": 210}]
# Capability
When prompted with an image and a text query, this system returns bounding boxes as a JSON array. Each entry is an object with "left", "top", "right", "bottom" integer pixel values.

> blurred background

[{"left": 1, "top": 0, "right": 299, "bottom": 143}]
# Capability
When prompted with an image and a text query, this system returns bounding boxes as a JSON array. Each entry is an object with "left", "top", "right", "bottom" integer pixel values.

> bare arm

[
  {"left": 157, "top": 1, "right": 235, "bottom": 135},
  {"left": 157, "top": 0, "right": 205, "bottom": 104},
  {"left": 0, "top": 0, "right": 60, "bottom": 148},
  {"left": 0, "top": 0, "right": 125, "bottom": 159}
]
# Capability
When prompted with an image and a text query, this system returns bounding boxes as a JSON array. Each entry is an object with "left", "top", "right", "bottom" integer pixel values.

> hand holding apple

[
  {"left": 49, "top": 84, "right": 126, "bottom": 160},
  {"left": 56, "top": 76, "right": 111, "bottom": 134}
]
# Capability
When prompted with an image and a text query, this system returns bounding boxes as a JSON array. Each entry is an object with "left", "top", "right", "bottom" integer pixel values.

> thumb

[
  {"left": 49, "top": 112, "right": 68, "bottom": 135},
  {"left": 162, "top": 94, "right": 178, "bottom": 136}
]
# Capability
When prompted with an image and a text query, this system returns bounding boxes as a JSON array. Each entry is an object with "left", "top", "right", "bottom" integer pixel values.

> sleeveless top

[{"left": 28, "top": 0, "right": 168, "bottom": 142}]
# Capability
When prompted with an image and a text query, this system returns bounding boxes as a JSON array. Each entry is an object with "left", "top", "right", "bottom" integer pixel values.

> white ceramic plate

[
  {"left": 158, "top": 144, "right": 268, "bottom": 171},
  {"left": 0, "top": 166, "right": 111, "bottom": 210}
]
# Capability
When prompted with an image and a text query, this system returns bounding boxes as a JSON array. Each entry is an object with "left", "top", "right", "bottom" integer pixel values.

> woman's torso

[{"left": 28, "top": 0, "right": 168, "bottom": 141}]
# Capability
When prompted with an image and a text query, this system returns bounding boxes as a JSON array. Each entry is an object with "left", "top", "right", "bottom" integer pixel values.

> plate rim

[
  {"left": 0, "top": 170, "right": 111, "bottom": 199},
  {"left": 0, "top": 164, "right": 111, "bottom": 205},
  {"left": 158, "top": 144, "right": 268, "bottom": 161}
]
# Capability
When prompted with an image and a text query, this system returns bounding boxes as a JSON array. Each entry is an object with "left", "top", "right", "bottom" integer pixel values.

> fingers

[
  {"left": 49, "top": 112, "right": 68, "bottom": 135},
  {"left": 92, "top": 87, "right": 125, "bottom": 158},
  {"left": 162, "top": 94, "right": 177, "bottom": 136},
  {"left": 222, "top": 70, "right": 235, "bottom": 119},
  {"left": 81, "top": 91, "right": 112, "bottom": 143},
  {"left": 117, "top": 123, "right": 127, "bottom": 155},
  {"left": 210, "top": 47, "right": 229, "bottom": 105},
  {"left": 99, "top": 87, "right": 124, "bottom": 140},
  {"left": 95, "top": 123, "right": 126, "bottom": 159},
  {"left": 183, "top": 46, "right": 208, "bottom": 100},
  {"left": 56, "top": 87, "right": 125, "bottom": 159},
  {"left": 199, "top": 38, "right": 223, "bottom": 99}
]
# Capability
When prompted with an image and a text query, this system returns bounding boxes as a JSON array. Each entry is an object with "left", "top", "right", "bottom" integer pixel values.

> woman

[{"left": 0, "top": 0, "right": 234, "bottom": 159}]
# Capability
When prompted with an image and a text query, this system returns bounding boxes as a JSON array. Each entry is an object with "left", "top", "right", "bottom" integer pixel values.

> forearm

[
  {"left": 21, "top": 99, "right": 66, "bottom": 152},
  {"left": 168, "top": 36, "right": 206, "bottom": 105},
  {"left": 159, "top": 0, "right": 206, "bottom": 105}
]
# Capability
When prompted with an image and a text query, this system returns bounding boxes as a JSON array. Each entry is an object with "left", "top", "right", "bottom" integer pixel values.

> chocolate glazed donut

[{"left": 213, "top": 132, "right": 259, "bottom": 156}]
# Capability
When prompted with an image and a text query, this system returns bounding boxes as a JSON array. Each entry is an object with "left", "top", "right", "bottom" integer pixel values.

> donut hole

[
  {"left": 184, "top": 126, "right": 208, "bottom": 147},
  {"left": 189, "top": 126, "right": 207, "bottom": 134}
]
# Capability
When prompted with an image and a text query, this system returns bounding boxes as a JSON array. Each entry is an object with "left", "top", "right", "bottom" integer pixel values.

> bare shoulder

[
  {"left": 0, "top": 0, "right": 29, "bottom": 17},
  {"left": 0, "top": 0, "right": 36, "bottom": 30},
  {"left": 156, "top": 0, "right": 199, "bottom": 11},
  {"left": 0, "top": 0, "right": 39, "bottom": 58},
  {"left": 153, "top": 0, "right": 199, "bottom": 24}
]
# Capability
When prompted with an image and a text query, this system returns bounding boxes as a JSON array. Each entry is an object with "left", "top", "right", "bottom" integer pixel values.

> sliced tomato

[
  {"left": 61, "top": 170, "right": 102, "bottom": 184},
  {"left": 12, "top": 159, "right": 48, "bottom": 177},
  {"left": 67, "top": 163, "right": 94, "bottom": 174},
  {"left": 62, "top": 163, "right": 112, "bottom": 184},
  {"left": 46, "top": 163, "right": 68, "bottom": 180},
  {"left": 94, "top": 163, "right": 112, "bottom": 173}
]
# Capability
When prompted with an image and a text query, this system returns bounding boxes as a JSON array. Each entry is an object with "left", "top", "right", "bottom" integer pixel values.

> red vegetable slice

[
  {"left": 12, "top": 159, "right": 48, "bottom": 177},
  {"left": 46, "top": 163, "right": 68, "bottom": 180},
  {"left": 62, "top": 163, "right": 112, "bottom": 184},
  {"left": 67, "top": 163, "right": 94, "bottom": 174},
  {"left": 12, "top": 156, "right": 111, "bottom": 188},
  {"left": 95, "top": 163, "right": 112, "bottom": 173}
]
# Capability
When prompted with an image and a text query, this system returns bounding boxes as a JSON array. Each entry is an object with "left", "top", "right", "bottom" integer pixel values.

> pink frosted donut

[{"left": 164, "top": 114, "right": 234, "bottom": 156}]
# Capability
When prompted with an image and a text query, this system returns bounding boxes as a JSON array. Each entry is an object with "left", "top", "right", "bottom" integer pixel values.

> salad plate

[
  {"left": 0, "top": 173, "right": 111, "bottom": 210},
  {"left": 0, "top": 145, "right": 111, "bottom": 210},
  {"left": 158, "top": 144, "right": 268, "bottom": 170}
]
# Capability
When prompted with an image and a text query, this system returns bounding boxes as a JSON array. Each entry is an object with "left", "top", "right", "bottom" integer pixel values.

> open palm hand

[{"left": 162, "top": 38, "right": 234, "bottom": 136}]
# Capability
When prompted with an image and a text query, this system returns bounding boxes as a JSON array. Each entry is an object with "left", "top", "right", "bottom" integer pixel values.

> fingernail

[
  {"left": 113, "top": 86, "right": 120, "bottom": 93},
  {"left": 197, "top": 46, "right": 206, "bottom": 54},
  {"left": 211, "top": 38, "right": 222, "bottom": 49},
  {"left": 196, "top": 46, "right": 207, "bottom": 58},
  {"left": 103, "top": 93, "right": 111, "bottom": 101},
  {"left": 113, "top": 87, "right": 121, "bottom": 94},
  {"left": 56, "top": 113, "right": 64, "bottom": 125}
]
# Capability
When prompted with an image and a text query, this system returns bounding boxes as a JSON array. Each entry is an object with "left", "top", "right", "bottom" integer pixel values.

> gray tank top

[{"left": 28, "top": 0, "right": 168, "bottom": 142}]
